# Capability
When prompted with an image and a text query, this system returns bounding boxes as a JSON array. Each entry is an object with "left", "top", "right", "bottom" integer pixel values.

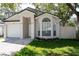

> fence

[{"left": 60, "top": 26, "right": 76, "bottom": 39}]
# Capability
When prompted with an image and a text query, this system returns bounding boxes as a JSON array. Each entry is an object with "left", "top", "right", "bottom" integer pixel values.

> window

[
  {"left": 42, "top": 18, "right": 51, "bottom": 22},
  {"left": 38, "top": 31, "right": 40, "bottom": 36},
  {"left": 42, "top": 18, "right": 51, "bottom": 36},
  {"left": 53, "top": 24, "right": 56, "bottom": 36}
]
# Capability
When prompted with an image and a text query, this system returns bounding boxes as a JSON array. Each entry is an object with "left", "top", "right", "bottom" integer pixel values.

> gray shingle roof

[
  {"left": 3, "top": 7, "right": 58, "bottom": 22},
  {"left": 4, "top": 7, "right": 45, "bottom": 20}
]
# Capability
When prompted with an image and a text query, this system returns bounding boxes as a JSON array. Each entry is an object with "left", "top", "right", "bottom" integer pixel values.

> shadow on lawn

[
  {"left": 29, "top": 39, "right": 79, "bottom": 49},
  {"left": 15, "top": 39, "right": 79, "bottom": 56}
]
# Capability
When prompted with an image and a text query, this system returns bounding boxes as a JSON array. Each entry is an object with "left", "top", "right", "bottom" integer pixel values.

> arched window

[
  {"left": 42, "top": 18, "right": 51, "bottom": 36},
  {"left": 42, "top": 18, "right": 51, "bottom": 22}
]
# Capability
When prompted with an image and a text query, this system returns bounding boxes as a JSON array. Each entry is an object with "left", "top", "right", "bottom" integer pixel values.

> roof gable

[
  {"left": 35, "top": 13, "right": 59, "bottom": 19},
  {"left": 35, "top": 13, "right": 61, "bottom": 22},
  {"left": 4, "top": 7, "right": 36, "bottom": 20}
]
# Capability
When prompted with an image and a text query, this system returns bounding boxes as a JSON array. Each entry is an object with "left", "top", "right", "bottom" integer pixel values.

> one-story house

[{"left": 3, "top": 7, "right": 76, "bottom": 39}]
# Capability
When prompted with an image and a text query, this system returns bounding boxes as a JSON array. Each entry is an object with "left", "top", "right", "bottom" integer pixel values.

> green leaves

[
  {"left": 33, "top": 3, "right": 55, "bottom": 12},
  {"left": 0, "top": 3, "right": 17, "bottom": 11},
  {"left": 34, "top": 3, "right": 71, "bottom": 26}
]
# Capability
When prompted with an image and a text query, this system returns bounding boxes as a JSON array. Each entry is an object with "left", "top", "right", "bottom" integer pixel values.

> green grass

[{"left": 15, "top": 39, "right": 79, "bottom": 56}]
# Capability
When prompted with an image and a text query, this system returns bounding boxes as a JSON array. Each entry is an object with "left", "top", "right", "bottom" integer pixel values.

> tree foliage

[
  {"left": 66, "top": 3, "right": 79, "bottom": 39},
  {"left": 33, "top": 3, "right": 55, "bottom": 12},
  {"left": 0, "top": 3, "right": 22, "bottom": 11},
  {"left": 55, "top": 4, "right": 71, "bottom": 26},
  {"left": 0, "top": 3, "right": 17, "bottom": 11},
  {"left": 67, "top": 20, "right": 76, "bottom": 26},
  {"left": 0, "top": 14, "right": 5, "bottom": 20},
  {"left": 33, "top": 3, "right": 72, "bottom": 26}
]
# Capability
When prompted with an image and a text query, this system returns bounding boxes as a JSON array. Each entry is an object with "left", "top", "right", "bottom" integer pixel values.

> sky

[{"left": 20, "top": 3, "right": 35, "bottom": 10}]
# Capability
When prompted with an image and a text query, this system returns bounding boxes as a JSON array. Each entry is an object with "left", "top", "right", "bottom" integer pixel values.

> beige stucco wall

[
  {"left": 6, "top": 10, "right": 35, "bottom": 21},
  {"left": 59, "top": 26, "right": 76, "bottom": 39},
  {"left": 5, "top": 10, "right": 35, "bottom": 39},
  {"left": 6, "top": 14, "right": 20, "bottom": 20},
  {"left": 18, "top": 10, "right": 35, "bottom": 39},
  {"left": 36, "top": 13, "right": 60, "bottom": 23},
  {"left": 19, "top": 10, "right": 35, "bottom": 39},
  {"left": 23, "top": 17, "right": 28, "bottom": 38},
  {"left": 22, "top": 17, "right": 31, "bottom": 38},
  {"left": 35, "top": 13, "right": 60, "bottom": 38},
  {"left": 35, "top": 18, "right": 40, "bottom": 37}
]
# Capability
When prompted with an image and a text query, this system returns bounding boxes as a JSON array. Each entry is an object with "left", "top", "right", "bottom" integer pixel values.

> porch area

[{"left": 21, "top": 16, "right": 35, "bottom": 39}]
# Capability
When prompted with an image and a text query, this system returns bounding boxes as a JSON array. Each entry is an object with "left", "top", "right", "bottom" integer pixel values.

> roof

[
  {"left": 3, "top": 7, "right": 60, "bottom": 22},
  {"left": 20, "top": 7, "right": 44, "bottom": 16},
  {"left": 4, "top": 7, "right": 44, "bottom": 20},
  {"left": 35, "top": 12, "right": 60, "bottom": 19},
  {"left": 3, "top": 20, "right": 20, "bottom": 22}
]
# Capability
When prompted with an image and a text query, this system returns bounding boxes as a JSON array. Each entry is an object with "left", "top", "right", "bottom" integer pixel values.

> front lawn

[{"left": 15, "top": 39, "right": 79, "bottom": 56}]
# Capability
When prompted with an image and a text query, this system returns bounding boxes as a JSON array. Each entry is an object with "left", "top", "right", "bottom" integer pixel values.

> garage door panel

[{"left": 7, "top": 23, "right": 21, "bottom": 38}]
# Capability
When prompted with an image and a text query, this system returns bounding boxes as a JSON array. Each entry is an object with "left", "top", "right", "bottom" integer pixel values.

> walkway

[{"left": 0, "top": 38, "right": 33, "bottom": 56}]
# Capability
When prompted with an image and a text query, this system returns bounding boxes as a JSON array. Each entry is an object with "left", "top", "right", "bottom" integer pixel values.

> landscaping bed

[{"left": 15, "top": 39, "right": 79, "bottom": 56}]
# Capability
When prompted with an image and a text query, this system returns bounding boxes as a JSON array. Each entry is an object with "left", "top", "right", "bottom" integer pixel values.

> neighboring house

[
  {"left": 0, "top": 21, "right": 4, "bottom": 36},
  {"left": 0, "top": 8, "right": 15, "bottom": 37},
  {"left": 3, "top": 7, "right": 76, "bottom": 39}
]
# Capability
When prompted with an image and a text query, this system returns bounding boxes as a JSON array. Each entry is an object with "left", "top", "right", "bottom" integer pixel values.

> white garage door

[{"left": 7, "top": 23, "right": 21, "bottom": 38}]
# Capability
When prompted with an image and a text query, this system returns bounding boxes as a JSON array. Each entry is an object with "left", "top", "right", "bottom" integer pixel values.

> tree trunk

[{"left": 66, "top": 3, "right": 79, "bottom": 39}]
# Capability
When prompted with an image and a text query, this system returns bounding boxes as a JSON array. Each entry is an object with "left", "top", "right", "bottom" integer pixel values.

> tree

[
  {"left": 66, "top": 4, "right": 79, "bottom": 22},
  {"left": 0, "top": 3, "right": 22, "bottom": 11},
  {"left": 54, "top": 4, "right": 71, "bottom": 26},
  {"left": 33, "top": 3, "right": 71, "bottom": 26},
  {"left": 66, "top": 3, "right": 79, "bottom": 38},
  {"left": 67, "top": 20, "right": 76, "bottom": 26},
  {"left": 0, "top": 3, "right": 22, "bottom": 21},
  {"left": 0, "top": 14, "right": 5, "bottom": 20},
  {"left": 33, "top": 3, "right": 55, "bottom": 12},
  {"left": 0, "top": 3, "right": 16, "bottom": 11}
]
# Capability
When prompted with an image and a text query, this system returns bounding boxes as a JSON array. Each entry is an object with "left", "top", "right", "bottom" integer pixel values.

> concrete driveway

[{"left": 0, "top": 38, "right": 33, "bottom": 56}]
